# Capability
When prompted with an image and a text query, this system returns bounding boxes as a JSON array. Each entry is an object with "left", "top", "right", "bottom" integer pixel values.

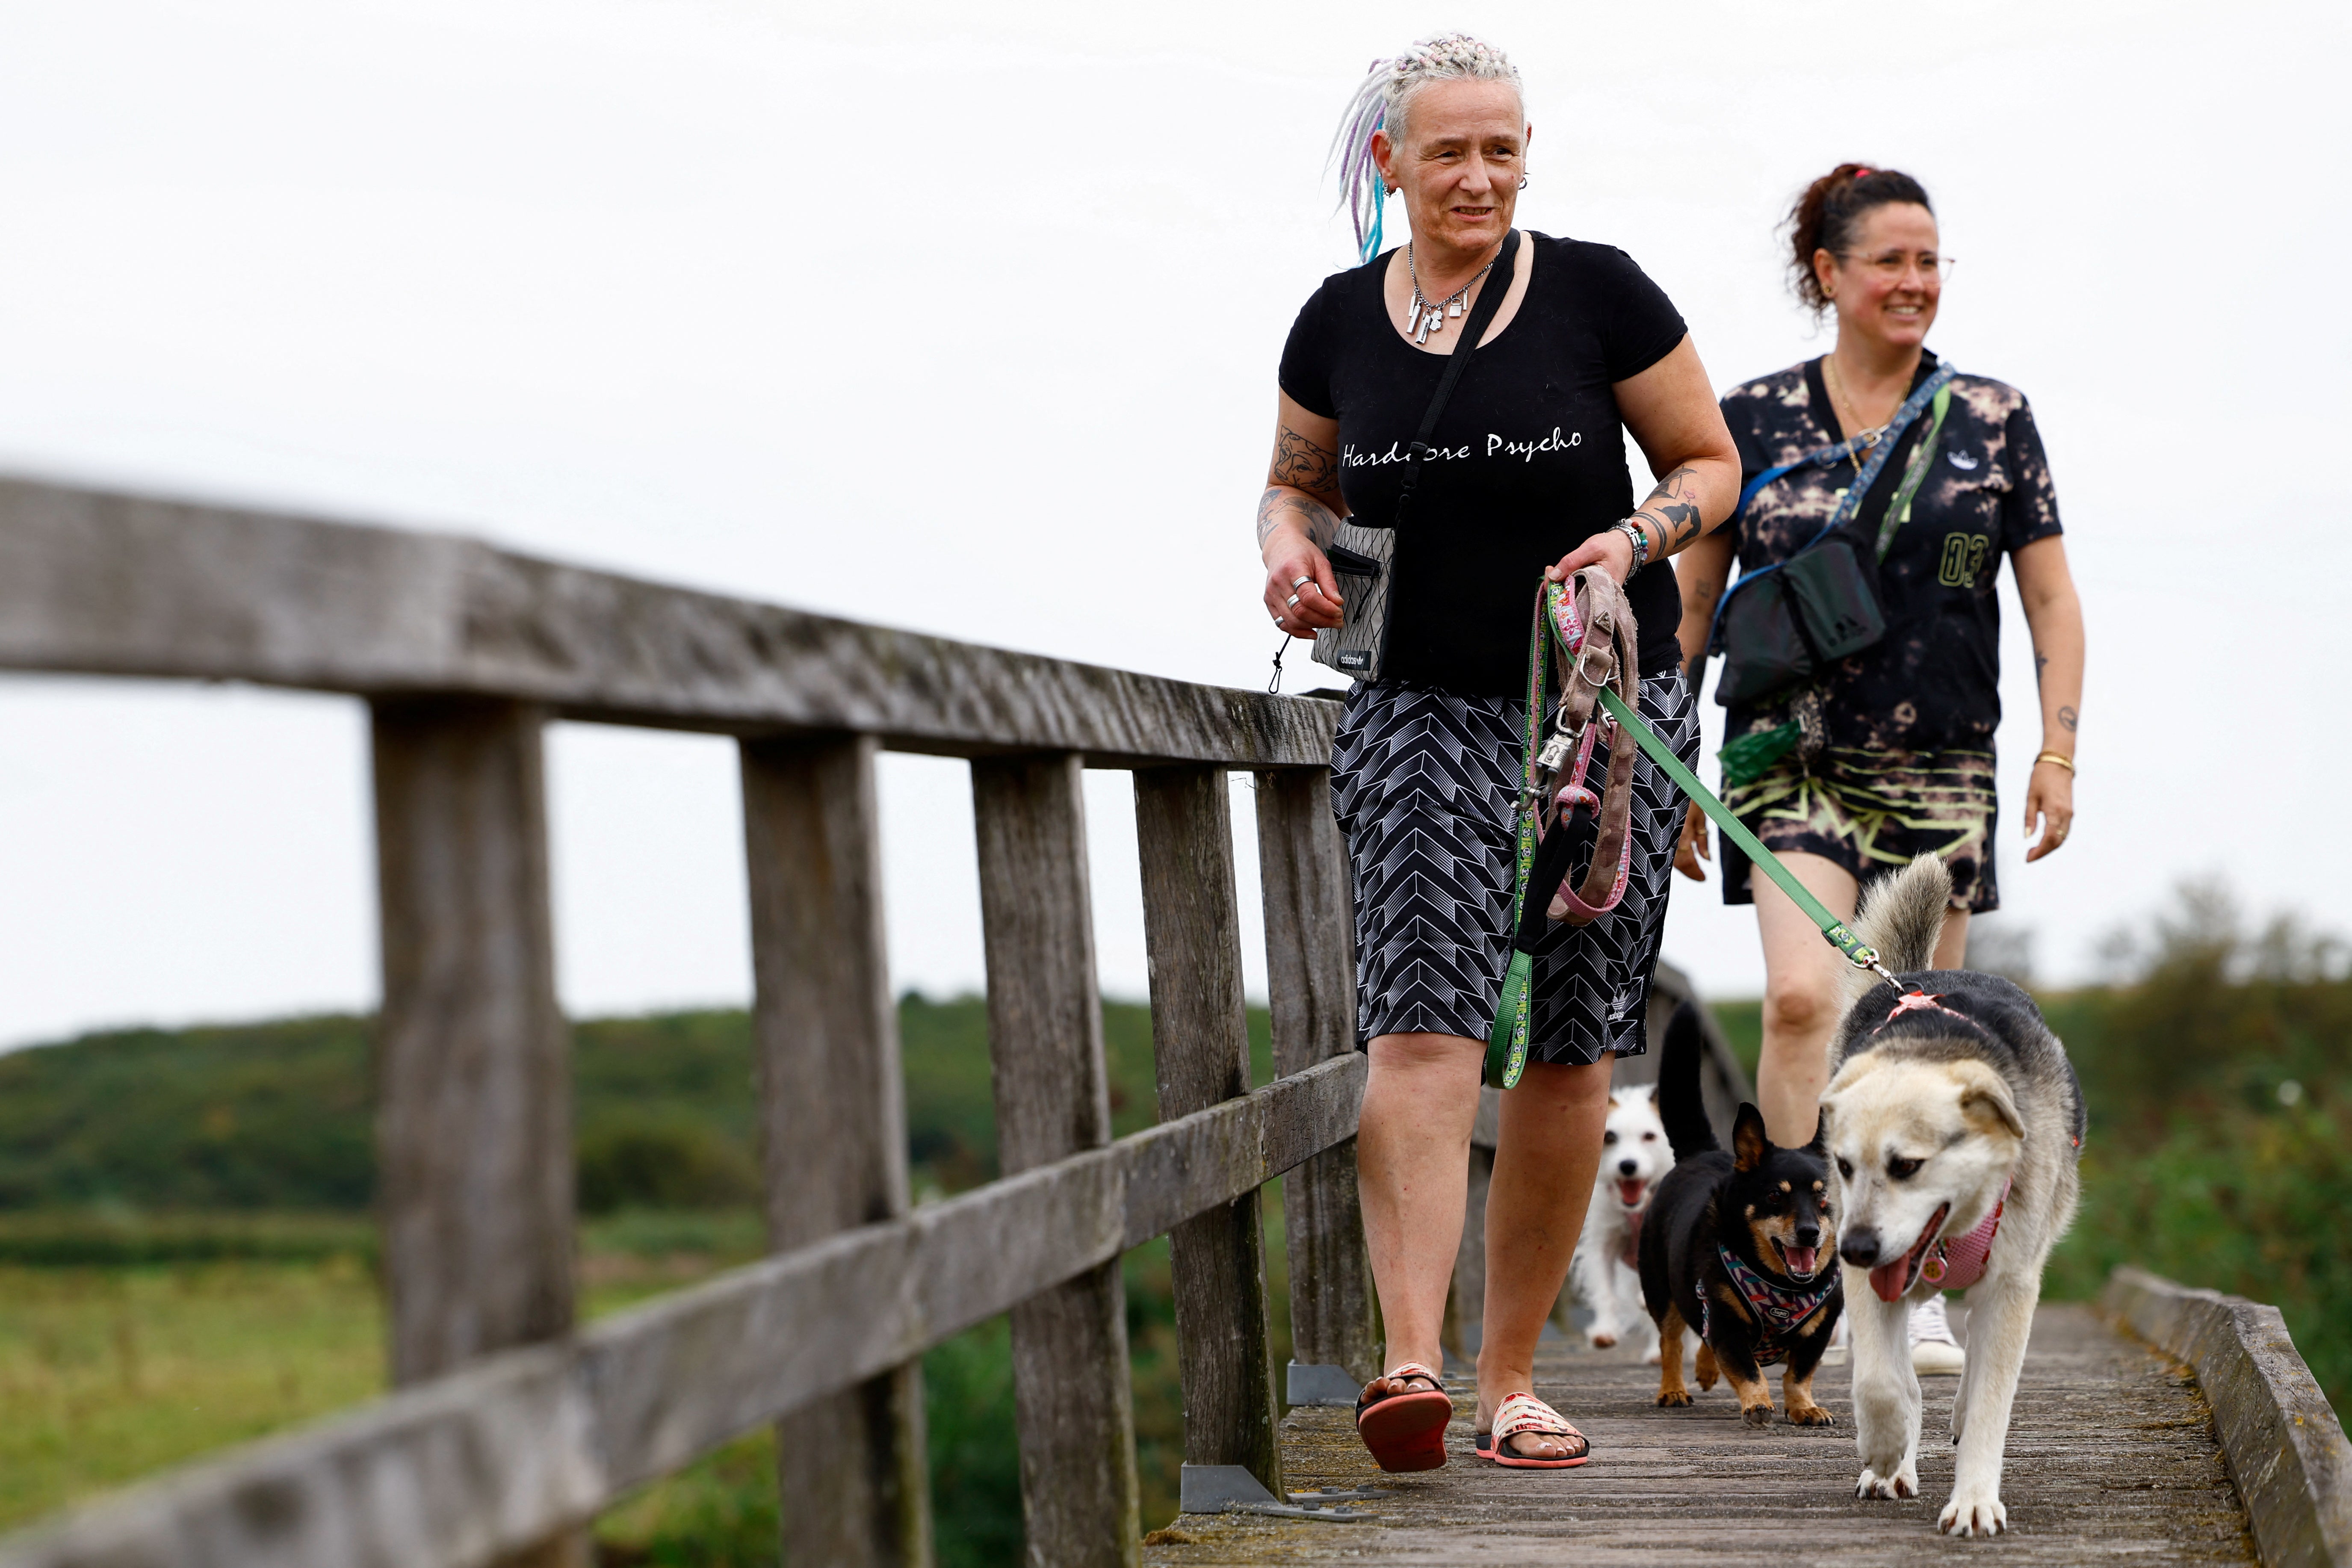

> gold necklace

[{"left": 1823, "top": 356, "right": 1886, "bottom": 451}]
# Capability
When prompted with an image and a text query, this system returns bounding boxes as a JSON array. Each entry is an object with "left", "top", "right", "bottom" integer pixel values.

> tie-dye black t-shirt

[{"left": 1717, "top": 351, "right": 2062, "bottom": 751}]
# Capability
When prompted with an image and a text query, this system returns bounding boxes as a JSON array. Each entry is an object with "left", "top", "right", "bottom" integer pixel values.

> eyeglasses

[{"left": 1839, "top": 250, "right": 1954, "bottom": 283}]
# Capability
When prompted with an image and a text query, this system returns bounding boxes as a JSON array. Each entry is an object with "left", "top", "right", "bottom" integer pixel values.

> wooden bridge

[{"left": 0, "top": 476, "right": 2343, "bottom": 1568}]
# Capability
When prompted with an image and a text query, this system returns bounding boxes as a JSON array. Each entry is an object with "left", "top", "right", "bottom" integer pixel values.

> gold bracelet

[{"left": 2034, "top": 750, "right": 2075, "bottom": 773}]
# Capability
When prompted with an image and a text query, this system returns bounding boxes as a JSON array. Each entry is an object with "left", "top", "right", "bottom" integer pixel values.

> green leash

[
  {"left": 1484, "top": 583, "right": 1560, "bottom": 1090},
  {"left": 1483, "top": 595, "right": 1904, "bottom": 1090},
  {"left": 1593, "top": 685, "right": 1895, "bottom": 978}
]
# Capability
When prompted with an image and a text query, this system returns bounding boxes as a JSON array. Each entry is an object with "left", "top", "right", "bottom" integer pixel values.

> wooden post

[
  {"left": 370, "top": 696, "right": 582, "bottom": 1568},
  {"left": 742, "top": 735, "right": 932, "bottom": 1567},
  {"left": 1253, "top": 768, "right": 1377, "bottom": 1388},
  {"left": 1135, "top": 767, "right": 1283, "bottom": 1497},
  {"left": 970, "top": 753, "right": 1141, "bottom": 1567}
]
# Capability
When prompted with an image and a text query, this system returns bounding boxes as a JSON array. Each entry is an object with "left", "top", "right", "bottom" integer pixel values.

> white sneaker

[
  {"left": 1909, "top": 1294, "right": 1965, "bottom": 1375},
  {"left": 1820, "top": 1311, "right": 1850, "bottom": 1366}
]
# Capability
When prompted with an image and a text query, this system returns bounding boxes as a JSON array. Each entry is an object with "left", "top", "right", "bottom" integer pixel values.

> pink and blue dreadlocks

[{"left": 1327, "top": 35, "right": 1525, "bottom": 266}]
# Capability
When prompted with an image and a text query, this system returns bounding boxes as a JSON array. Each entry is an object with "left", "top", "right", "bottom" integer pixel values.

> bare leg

[
  {"left": 1753, "top": 852, "right": 1860, "bottom": 1146},
  {"left": 1933, "top": 908, "right": 1970, "bottom": 970},
  {"left": 1355, "top": 1031, "right": 1486, "bottom": 1377},
  {"left": 1474, "top": 1054, "right": 1613, "bottom": 1457}
]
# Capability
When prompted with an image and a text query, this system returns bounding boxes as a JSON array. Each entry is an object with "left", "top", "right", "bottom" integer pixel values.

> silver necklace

[{"left": 1407, "top": 243, "right": 1500, "bottom": 345}]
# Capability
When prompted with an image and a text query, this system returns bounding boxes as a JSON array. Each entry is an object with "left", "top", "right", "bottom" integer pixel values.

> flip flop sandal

[
  {"left": 1354, "top": 1362, "right": 1453, "bottom": 1472},
  {"left": 1474, "top": 1391, "right": 1591, "bottom": 1469}
]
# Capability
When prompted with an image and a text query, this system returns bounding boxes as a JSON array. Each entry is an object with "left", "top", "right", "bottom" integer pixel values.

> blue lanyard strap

[{"left": 1709, "top": 361, "right": 1960, "bottom": 653}]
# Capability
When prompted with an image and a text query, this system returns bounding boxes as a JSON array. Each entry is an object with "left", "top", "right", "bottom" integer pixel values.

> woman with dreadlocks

[{"left": 1259, "top": 34, "right": 1740, "bottom": 1470}]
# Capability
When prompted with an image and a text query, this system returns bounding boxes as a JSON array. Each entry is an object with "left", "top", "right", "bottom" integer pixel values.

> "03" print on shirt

[{"left": 1938, "top": 532, "right": 1990, "bottom": 588}]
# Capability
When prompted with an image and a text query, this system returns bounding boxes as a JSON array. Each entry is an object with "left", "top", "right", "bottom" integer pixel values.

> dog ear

[
  {"left": 1950, "top": 1061, "right": 2026, "bottom": 1141},
  {"left": 1732, "top": 1102, "right": 1769, "bottom": 1172}
]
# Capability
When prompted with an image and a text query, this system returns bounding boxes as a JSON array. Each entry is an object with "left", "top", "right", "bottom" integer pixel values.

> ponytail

[{"left": 1788, "top": 163, "right": 1933, "bottom": 312}]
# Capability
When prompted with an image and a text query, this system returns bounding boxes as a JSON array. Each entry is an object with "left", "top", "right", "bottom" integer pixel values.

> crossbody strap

[
  {"left": 1391, "top": 227, "right": 1522, "bottom": 526},
  {"left": 1708, "top": 360, "right": 1959, "bottom": 653}
]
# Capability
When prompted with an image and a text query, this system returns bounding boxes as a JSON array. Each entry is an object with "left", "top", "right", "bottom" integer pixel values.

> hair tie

[{"left": 1850, "top": 166, "right": 1873, "bottom": 178}]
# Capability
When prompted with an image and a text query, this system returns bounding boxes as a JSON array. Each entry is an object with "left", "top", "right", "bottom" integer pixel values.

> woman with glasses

[{"left": 1672, "top": 163, "right": 2086, "bottom": 1373}]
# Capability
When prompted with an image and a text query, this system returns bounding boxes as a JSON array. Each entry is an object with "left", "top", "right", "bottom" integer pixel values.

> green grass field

[{"left": 0, "top": 883, "right": 2342, "bottom": 1560}]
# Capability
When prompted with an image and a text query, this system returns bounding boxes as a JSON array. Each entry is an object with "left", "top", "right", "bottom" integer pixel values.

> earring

[{"left": 1519, "top": 173, "right": 1529, "bottom": 190}]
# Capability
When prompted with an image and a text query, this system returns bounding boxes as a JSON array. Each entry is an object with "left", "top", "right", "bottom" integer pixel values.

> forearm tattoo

[
  {"left": 2058, "top": 706, "right": 2078, "bottom": 733},
  {"left": 1256, "top": 487, "right": 1339, "bottom": 550},
  {"left": 1631, "top": 465, "right": 1706, "bottom": 552},
  {"left": 1271, "top": 428, "right": 1340, "bottom": 495}
]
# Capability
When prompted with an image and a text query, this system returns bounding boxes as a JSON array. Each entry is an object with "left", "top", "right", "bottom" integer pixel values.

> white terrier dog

[{"left": 1571, "top": 1082, "right": 1675, "bottom": 1360}]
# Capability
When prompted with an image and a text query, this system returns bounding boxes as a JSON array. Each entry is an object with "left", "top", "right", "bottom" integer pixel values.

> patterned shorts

[
  {"left": 1329, "top": 671, "right": 1698, "bottom": 1068},
  {"left": 1720, "top": 745, "right": 1999, "bottom": 914}
]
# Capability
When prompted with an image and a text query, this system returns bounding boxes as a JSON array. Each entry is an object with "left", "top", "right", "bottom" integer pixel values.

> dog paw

[
  {"left": 1741, "top": 1403, "right": 1773, "bottom": 1428},
  {"left": 1855, "top": 1462, "right": 1918, "bottom": 1500},
  {"left": 1590, "top": 1332, "right": 1618, "bottom": 1348},
  {"left": 1939, "top": 1485, "right": 2006, "bottom": 1538},
  {"left": 1655, "top": 1389, "right": 1693, "bottom": 1408},
  {"left": 1785, "top": 1404, "right": 1835, "bottom": 1428}
]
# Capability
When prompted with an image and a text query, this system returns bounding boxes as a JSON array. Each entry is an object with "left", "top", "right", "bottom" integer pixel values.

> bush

[
  {"left": 2038, "top": 877, "right": 2352, "bottom": 1414},
  {"left": 576, "top": 1122, "right": 761, "bottom": 1215}
]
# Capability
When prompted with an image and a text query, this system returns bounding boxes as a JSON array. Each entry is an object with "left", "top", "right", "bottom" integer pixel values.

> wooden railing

[{"left": 0, "top": 477, "right": 1377, "bottom": 1568}]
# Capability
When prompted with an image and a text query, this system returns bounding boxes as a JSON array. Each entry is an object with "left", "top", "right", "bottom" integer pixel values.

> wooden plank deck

[{"left": 1145, "top": 1305, "right": 2255, "bottom": 1565}]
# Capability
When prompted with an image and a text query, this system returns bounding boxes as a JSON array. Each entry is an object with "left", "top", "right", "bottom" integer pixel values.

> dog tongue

[
  {"left": 1869, "top": 1257, "right": 1912, "bottom": 1302},
  {"left": 1617, "top": 1180, "right": 1645, "bottom": 1206},
  {"left": 1780, "top": 1244, "right": 1819, "bottom": 1277}
]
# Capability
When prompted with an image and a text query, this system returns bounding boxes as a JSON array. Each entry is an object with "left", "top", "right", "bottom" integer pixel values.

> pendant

[
  {"left": 1449, "top": 297, "right": 1464, "bottom": 317},
  {"left": 1414, "top": 307, "right": 1436, "bottom": 345}
]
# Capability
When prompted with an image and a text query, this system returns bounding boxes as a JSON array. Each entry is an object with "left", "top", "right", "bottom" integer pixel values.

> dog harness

[
  {"left": 1921, "top": 1179, "right": 2011, "bottom": 1290},
  {"left": 1702, "top": 1245, "right": 1836, "bottom": 1365}
]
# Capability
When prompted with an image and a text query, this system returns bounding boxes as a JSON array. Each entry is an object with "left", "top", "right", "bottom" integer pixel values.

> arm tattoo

[
  {"left": 2058, "top": 705, "right": 2077, "bottom": 733},
  {"left": 1256, "top": 487, "right": 1339, "bottom": 550},
  {"left": 1631, "top": 465, "right": 1706, "bottom": 550},
  {"left": 2034, "top": 650, "right": 2048, "bottom": 687},
  {"left": 1271, "top": 428, "right": 1340, "bottom": 495}
]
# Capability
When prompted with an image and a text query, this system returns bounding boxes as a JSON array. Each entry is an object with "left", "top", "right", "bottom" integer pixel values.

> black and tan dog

[{"left": 1637, "top": 1005, "right": 1842, "bottom": 1426}]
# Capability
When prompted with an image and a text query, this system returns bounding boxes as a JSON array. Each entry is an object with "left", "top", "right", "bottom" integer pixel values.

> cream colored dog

[{"left": 1819, "top": 856, "right": 2085, "bottom": 1538}]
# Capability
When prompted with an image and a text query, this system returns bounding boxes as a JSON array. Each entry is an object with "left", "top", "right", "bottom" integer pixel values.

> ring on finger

[
  {"left": 1290, "top": 576, "right": 1312, "bottom": 591},
  {"left": 1285, "top": 594, "right": 1300, "bottom": 607}
]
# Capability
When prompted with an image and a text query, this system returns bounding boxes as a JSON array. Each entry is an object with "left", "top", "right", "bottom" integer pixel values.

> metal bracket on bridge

[
  {"left": 1285, "top": 1360, "right": 1363, "bottom": 1406},
  {"left": 1178, "top": 1464, "right": 1379, "bottom": 1521}
]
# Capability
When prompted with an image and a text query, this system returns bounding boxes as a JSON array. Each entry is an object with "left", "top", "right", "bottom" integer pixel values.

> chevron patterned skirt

[{"left": 1329, "top": 671, "right": 1698, "bottom": 1067}]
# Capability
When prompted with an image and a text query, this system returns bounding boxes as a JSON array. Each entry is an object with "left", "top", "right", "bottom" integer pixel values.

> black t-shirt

[
  {"left": 1278, "top": 233, "right": 1689, "bottom": 695},
  {"left": 1718, "top": 352, "right": 2062, "bottom": 751}
]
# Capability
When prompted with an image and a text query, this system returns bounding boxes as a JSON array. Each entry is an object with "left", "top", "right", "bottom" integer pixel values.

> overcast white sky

[{"left": 0, "top": 0, "right": 2346, "bottom": 1048}]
